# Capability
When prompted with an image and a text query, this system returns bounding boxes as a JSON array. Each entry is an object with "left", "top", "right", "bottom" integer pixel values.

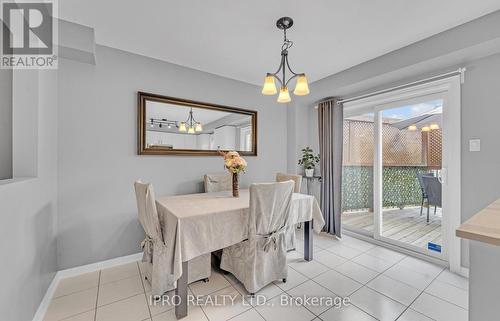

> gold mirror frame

[{"left": 138, "top": 92, "right": 258, "bottom": 156}]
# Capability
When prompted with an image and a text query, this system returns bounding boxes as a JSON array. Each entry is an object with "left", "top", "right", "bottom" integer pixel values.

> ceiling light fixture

[{"left": 262, "top": 17, "right": 309, "bottom": 103}]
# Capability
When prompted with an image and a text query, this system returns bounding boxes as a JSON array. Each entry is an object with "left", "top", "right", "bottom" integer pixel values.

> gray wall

[
  {"left": 0, "top": 69, "right": 12, "bottom": 180},
  {"left": 0, "top": 70, "right": 58, "bottom": 321},
  {"left": 288, "top": 11, "right": 500, "bottom": 269},
  {"left": 57, "top": 45, "right": 288, "bottom": 269},
  {"left": 459, "top": 54, "right": 500, "bottom": 264}
]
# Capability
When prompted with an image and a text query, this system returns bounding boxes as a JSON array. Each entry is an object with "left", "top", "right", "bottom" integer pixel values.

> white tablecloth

[{"left": 154, "top": 189, "right": 324, "bottom": 294}]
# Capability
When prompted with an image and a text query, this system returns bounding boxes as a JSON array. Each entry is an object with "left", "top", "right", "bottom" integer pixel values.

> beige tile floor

[{"left": 43, "top": 233, "right": 469, "bottom": 321}]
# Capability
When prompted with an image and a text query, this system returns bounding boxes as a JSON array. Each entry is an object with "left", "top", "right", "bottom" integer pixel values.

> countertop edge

[
  {"left": 456, "top": 198, "right": 500, "bottom": 246},
  {"left": 456, "top": 227, "right": 500, "bottom": 246}
]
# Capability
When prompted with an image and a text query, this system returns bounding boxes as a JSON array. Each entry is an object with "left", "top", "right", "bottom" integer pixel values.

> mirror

[{"left": 138, "top": 92, "right": 257, "bottom": 156}]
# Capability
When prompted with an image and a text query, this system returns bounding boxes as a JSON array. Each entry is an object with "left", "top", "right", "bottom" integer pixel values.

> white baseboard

[
  {"left": 32, "top": 252, "right": 142, "bottom": 321},
  {"left": 57, "top": 252, "right": 143, "bottom": 279},
  {"left": 459, "top": 266, "right": 470, "bottom": 278}
]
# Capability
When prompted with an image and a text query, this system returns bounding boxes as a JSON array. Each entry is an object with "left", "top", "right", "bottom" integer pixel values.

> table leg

[
  {"left": 304, "top": 220, "right": 313, "bottom": 261},
  {"left": 175, "top": 261, "right": 188, "bottom": 319}
]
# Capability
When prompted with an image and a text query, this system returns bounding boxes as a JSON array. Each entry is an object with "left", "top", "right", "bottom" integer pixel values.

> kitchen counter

[{"left": 456, "top": 198, "right": 500, "bottom": 245}]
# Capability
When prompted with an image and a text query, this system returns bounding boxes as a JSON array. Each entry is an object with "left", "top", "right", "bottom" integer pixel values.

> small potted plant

[{"left": 298, "top": 147, "right": 320, "bottom": 177}]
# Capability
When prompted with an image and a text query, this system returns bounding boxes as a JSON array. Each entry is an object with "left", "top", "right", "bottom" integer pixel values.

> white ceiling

[{"left": 60, "top": 0, "right": 500, "bottom": 85}]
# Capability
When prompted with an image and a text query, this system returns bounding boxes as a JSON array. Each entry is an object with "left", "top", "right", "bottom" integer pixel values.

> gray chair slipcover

[
  {"left": 134, "top": 181, "right": 211, "bottom": 295},
  {"left": 220, "top": 181, "right": 294, "bottom": 293},
  {"left": 204, "top": 173, "right": 232, "bottom": 193},
  {"left": 276, "top": 173, "right": 303, "bottom": 251}
]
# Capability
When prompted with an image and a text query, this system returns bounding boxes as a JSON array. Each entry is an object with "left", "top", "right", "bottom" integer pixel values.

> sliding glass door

[
  {"left": 378, "top": 101, "right": 444, "bottom": 257},
  {"left": 342, "top": 97, "right": 447, "bottom": 259}
]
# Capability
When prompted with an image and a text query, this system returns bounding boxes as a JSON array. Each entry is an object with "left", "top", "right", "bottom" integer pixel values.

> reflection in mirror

[{"left": 138, "top": 93, "right": 257, "bottom": 155}]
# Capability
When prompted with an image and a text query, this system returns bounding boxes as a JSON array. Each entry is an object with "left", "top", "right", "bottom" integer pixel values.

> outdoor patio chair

[
  {"left": 417, "top": 172, "right": 434, "bottom": 216},
  {"left": 421, "top": 175, "right": 442, "bottom": 223}
]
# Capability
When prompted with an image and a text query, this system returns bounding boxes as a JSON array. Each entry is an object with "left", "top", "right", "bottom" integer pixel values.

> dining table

[{"left": 155, "top": 189, "right": 325, "bottom": 319}]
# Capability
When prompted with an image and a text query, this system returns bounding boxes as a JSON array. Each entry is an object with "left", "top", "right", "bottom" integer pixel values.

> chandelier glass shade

[
  {"left": 262, "top": 17, "right": 309, "bottom": 103},
  {"left": 277, "top": 86, "right": 291, "bottom": 103}
]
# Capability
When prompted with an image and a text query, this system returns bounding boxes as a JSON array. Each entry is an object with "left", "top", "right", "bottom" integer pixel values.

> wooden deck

[{"left": 343, "top": 207, "right": 442, "bottom": 250}]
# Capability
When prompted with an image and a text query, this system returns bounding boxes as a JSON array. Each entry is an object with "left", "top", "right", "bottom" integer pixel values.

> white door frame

[{"left": 343, "top": 76, "right": 462, "bottom": 272}]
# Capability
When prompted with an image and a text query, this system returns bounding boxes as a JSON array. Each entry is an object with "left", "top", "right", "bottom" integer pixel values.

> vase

[
  {"left": 305, "top": 168, "right": 314, "bottom": 177},
  {"left": 232, "top": 173, "right": 239, "bottom": 197}
]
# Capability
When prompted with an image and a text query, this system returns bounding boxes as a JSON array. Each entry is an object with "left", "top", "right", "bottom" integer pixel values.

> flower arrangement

[
  {"left": 219, "top": 150, "right": 247, "bottom": 197},
  {"left": 220, "top": 151, "right": 247, "bottom": 174}
]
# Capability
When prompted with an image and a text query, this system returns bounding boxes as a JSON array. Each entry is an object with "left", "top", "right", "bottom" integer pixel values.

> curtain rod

[{"left": 336, "top": 68, "right": 466, "bottom": 105}]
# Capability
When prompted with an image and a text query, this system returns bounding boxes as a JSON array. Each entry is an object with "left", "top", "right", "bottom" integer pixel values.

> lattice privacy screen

[{"left": 343, "top": 120, "right": 442, "bottom": 168}]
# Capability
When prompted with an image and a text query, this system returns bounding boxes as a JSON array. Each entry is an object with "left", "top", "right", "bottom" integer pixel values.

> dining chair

[
  {"left": 203, "top": 173, "right": 232, "bottom": 269},
  {"left": 204, "top": 173, "right": 232, "bottom": 192},
  {"left": 276, "top": 172, "right": 302, "bottom": 193},
  {"left": 220, "top": 181, "right": 294, "bottom": 294},
  {"left": 276, "top": 173, "right": 303, "bottom": 251},
  {"left": 134, "top": 181, "right": 211, "bottom": 293}
]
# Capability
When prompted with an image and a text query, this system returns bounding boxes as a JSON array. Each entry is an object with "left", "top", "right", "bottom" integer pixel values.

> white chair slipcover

[
  {"left": 204, "top": 173, "right": 232, "bottom": 193},
  {"left": 220, "top": 181, "right": 294, "bottom": 293},
  {"left": 276, "top": 173, "right": 303, "bottom": 251},
  {"left": 204, "top": 172, "right": 232, "bottom": 264},
  {"left": 134, "top": 181, "right": 211, "bottom": 295}
]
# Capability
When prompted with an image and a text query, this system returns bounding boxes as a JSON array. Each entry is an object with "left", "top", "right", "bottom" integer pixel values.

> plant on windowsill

[{"left": 298, "top": 147, "right": 320, "bottom": 177}]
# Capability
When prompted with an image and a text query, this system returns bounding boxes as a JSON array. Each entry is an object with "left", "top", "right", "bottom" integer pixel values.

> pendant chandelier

[
  {"left": 262, "top": 17, "right": 309, "bottom": 103},
  {"left": 179, "top": 108, "right": 203, "bottom": 134}
]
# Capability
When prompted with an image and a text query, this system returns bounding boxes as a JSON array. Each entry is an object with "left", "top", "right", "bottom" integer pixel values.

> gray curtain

[{"left": 318, "top": 98, "right": 343, "bottom": 237}]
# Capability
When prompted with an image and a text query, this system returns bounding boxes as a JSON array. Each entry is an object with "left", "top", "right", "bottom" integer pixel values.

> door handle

[{"left": 439, "top": 167, "right": 447, "bottom": 184}]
